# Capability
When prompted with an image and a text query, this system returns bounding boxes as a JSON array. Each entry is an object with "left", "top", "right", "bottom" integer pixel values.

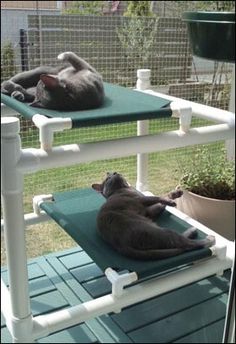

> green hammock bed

[
  {"left": 40, "top": 188, "right": 212, "bottom": 279},
  {"left": 1, "top": 82, "right": 172, "bottom": 128}
]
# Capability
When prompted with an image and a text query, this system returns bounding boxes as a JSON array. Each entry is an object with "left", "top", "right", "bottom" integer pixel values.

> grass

[
  {"left": 1, "top": 222, "right": 76, "bottom": 266},
  {"left": 1, "top": 116, "right": 225, "bottom": 265}
]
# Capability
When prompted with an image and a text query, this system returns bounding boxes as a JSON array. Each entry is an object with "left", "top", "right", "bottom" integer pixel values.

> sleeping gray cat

[
  {"left": 92, "top": 172, "right": 215, "bottom": 260},
  {"left": 1, "top": 52, "right": 104, "bottom": 110}
]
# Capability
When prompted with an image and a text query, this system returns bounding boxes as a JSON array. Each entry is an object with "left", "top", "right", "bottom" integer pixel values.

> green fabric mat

[
  {"left": 40, "top": 188, "right": 212, "bottom": 279},
  {"left": 1, "top": 83, "right": 171, "bottom": 128}
]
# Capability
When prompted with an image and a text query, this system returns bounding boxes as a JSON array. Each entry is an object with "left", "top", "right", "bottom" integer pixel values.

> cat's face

[
  {"left": 92, "top": 172, "right": 129, "bottom": 198},
  {"left": 31, "top": 75, "right": 76, "bottom": 110}
]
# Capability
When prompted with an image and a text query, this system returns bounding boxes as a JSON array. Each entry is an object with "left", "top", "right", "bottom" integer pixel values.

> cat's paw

[
  {"left": 11, "top": 90, "right": 25, "bottom": 101},
  {"left": 168, "top": 188, "right": 183, "bottom": 200},
  {"left": 166, "top": 200, "right": 176, "bottom": 207},
  {"left": 206, "top": 235, "right": 216, "bottom": 247},
  {"left": 58, "top": 52, "right": 73, "bottom": 61}
]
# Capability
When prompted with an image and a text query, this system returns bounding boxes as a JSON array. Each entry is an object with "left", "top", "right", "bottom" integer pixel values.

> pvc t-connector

[
  {"left": 32, "top": 115, "right": 72, "bottom": 150},
  {"left": 32, "top": 194, "right": 53, "bottom": 215},
  {"left": 136, "top": 69, "right": 151, "bottom": 90},
  {"left": 170, "top": 101, "right": 192, "bottom": 132},
  {"left": 105, "top": 268, "right": 138, "bottom": 298}
]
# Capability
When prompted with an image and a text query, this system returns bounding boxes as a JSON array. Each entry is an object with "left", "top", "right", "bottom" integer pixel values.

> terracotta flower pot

[{"left": 176, "top": 190, "right": 235, "bottom": 241}]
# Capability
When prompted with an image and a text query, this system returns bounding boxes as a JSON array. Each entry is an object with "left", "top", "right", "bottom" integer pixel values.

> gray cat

[
  {"left": 1, "top": 52, "right": 105, "bottom": 110},
  {"left": 92, "top": 172, "right": 215, "bottom": 260}
]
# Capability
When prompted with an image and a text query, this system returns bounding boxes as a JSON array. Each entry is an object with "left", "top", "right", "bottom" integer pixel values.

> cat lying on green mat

[
  {"left": 92, "top": 172, "right": 215, "bottom": 260},
  {"left": 1, "top": 52, "right": 104, "bottom": 111}
]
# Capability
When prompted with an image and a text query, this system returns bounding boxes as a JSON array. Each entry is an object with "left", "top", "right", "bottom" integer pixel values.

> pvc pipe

[
  {"left": 1, "top": 279, "right": 12, "bottom": 321},
  {"left": 105, "top": 268, "right": 137, "bottom": 297},
  {"left": 141, "top": 89, "right": 235, "bottom": 125},
  {"left": 136, "top": 121, "right": 149, "bottom": 191},
  {"left": 1, "top": 118, "right": 31, "bottom": 318},
  {"left": 136, "top": 69, "right": 151, "bottom": 192},
  {"left": 1, "top": 279, "right": 35, "bottom": 342},
  {"left": 223, "top": 256, "right": 235, "bottom": 343},
  {"left": 223, "top": 66, "right": 235, "bottom": 334},
  {"left": 226, "top": 65, "right": 235, "bottom": 160},
  {"left": 1, "top": 212, "right": 51, "bottom": 233},
  {"left": 1, "top": 117, "right": 33, "bottom": 342},
  {"left": 32, "top": 194, "right": 53, "bottom": 215},
  {"left": 17, "top": 123, "right": 235, "bottom": 174},
  {"left": 141, "top": 70, "right": 234, "bottom": 161},
  {"left": 23, "top": 211, "right": 50, "bottom": 226},
  {"left": 170, "top": 101, "right": 192, "bottom": 132},
  {"left": 32, "top": 254, "right": 232, "bottom": 340},
  {"left": 136, "top": 69, "right": 151, "bottom": 90},
  {"left": 32, "top": 114, "right": 72, "bottom": 150},
  {"left": 228, "top": 65, "right": 235, "bottom": 113}
]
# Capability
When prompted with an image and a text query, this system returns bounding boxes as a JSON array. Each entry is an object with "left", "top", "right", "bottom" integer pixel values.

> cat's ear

[
  {"left": 92, "top": 183, "right": 103, "bottom": 193},
  {"left": 40, "top": 74, "right": 59, "bottom": 89}
]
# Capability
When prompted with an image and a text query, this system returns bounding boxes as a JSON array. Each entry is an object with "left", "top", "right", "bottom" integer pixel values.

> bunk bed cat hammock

[{"left": 1, "top": 76, "right": 234, "bottom": 343}]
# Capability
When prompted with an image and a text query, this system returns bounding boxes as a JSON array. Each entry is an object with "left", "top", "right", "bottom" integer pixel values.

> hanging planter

[{"left": 182, "top": 11, "right": 235, "bottom": 63}]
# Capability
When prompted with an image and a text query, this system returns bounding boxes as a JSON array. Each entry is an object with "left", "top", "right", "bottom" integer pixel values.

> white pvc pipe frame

[{"left": 1, "top": 70, "right": 235, "bottom": 343}]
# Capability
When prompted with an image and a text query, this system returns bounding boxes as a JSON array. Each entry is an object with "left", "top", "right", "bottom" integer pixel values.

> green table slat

[
  {"left": 112, "top": 273, "right": 230, "bottom": 332},
  {"left": 174, "top": 319, "right": 226, "bottom": 343},
  {"left": 129, "top": 293, "right": 228, "bottom": 343}
]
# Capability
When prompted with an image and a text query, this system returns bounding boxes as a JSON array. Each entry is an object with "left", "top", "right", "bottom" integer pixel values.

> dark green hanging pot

[{"left": 182, "top": 11, "right": 235, "bottom": 63}]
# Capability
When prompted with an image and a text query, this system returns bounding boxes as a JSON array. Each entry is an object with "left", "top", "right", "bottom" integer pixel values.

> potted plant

[{"left": 176, "top": 146, "right": 235, "bottom": 241}]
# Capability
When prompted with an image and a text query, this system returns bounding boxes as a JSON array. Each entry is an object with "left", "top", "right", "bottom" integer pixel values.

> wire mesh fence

[{"left": 1, "top": 1, "right": 234, "bottom": 263}]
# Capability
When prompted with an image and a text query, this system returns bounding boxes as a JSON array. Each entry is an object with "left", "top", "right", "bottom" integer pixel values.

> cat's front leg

[
  {"left": 1, "top": 80, "right": 16, "bottom": 95},
  {"left": 11, "top": 90, "right": 25, "bottom": 101},
  {"left": 1, "top": 80, "right": 32, "bottom": 102},
  {"left": 11, "top": 86, "right": 35, "bottom": 102},
  {"left": 141, "top": 196, "right": 176, "bottom": 207}
]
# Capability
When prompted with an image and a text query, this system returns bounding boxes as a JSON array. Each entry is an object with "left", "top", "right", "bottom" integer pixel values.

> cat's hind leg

[
  {"left": 146, "top": 203, "right": 166, "bottom": 219},
  {"left": 182, "top": 227, "right": 198, "bottom": 239},
  {"left": 162, "top": 228, "right": 216, "bottom": 250},
  {"left": 58, "top": 52, "right": 97, "bottom": 72},
  {"left": 182, "top": 227, "right": 216, "bottom": 249},
  {"left": 188, "top": 235, "right": 216, "bottom": 249}
]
